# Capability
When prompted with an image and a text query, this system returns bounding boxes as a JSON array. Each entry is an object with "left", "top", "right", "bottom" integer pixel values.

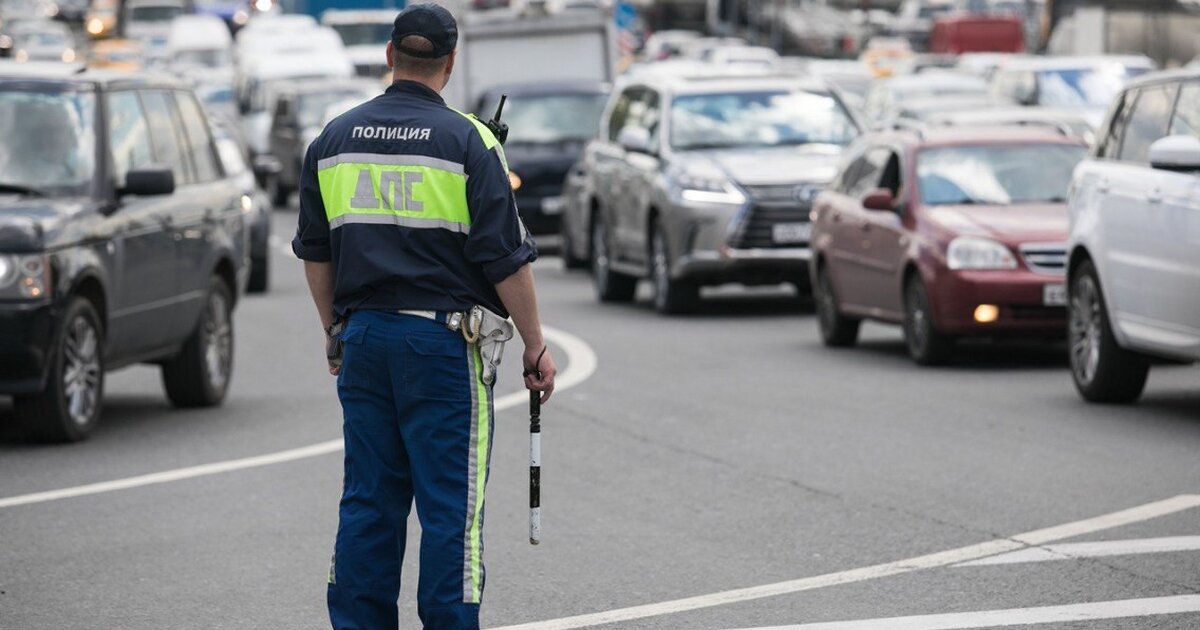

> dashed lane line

[
  {"left": 490, "top": 495, "right": 1200, "bottom": 630},
  {"left": 730, "top": 595, "right": 1200, "bottom": 630},
  {"left": 955, "top": 535, "right": 1200, "bottom": 566},
  {"left": 0, "top": 325, "right": 596, "bottom": 510}
]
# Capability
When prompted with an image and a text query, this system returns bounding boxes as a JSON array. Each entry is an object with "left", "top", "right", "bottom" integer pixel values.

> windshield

[
  {"left": 130, "top": 5, "right": 182, "bottom": 21},
  {"left": 298, "top": 89, "right": 372, "bottom": 128},
  {"left": 0, "top": 89, "right": 95, "bottom": 195},
  {"left": 330, "top": 22, "right": 393, "bottom": 47},
  {"left": 173, "top": 48, "right": 231, "bottom": 68},
  {"left": 1036, "top": 66, "right": 1150, "bottom": 108},
  {"left": 500, "top": 93, "right": 608, "bottom": 144},
  {"left": 917, "top": 144, "right": 1085, "bottom": 206},
  {"left": 671, "top": 90, "right": 858, "bottom": 151}
]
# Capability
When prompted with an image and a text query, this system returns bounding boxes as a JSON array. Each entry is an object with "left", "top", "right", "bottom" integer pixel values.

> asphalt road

[{"left": 1, "top": 210, "right": 1198, "bottom": 630}]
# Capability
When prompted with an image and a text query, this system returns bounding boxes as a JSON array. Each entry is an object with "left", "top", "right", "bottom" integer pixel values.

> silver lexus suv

[{"left": 574, "top": 69, "right": 861, "bottom": 313}]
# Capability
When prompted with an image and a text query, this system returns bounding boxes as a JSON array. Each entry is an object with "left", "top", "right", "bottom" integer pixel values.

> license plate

[
  {"left": 772, "top": 222, "right": 811, "bottom": 244},
  {"left": 1043, "top": 283, "right": 1067, "bottom": 306},
  {"left": 540, "top": 196, "right": 565, "bottom": 215}
]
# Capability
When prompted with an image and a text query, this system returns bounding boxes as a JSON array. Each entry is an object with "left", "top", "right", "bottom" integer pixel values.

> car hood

[
  {"left": 924, "top": 203, "right": 1068, "bottom": 244},
  {"left": 0, "top": 197, "right": 95, "bottom": 252},
  {"left": 696, "top": 145, "right": 844, "bottom": 186},
  {"left": 503, "top": 140, "right": 588, "bottom": 190}
]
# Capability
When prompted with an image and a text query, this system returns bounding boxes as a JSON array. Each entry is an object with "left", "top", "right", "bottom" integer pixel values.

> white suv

[{"left": 1067, "top": 70, "right": 1200, "bottom": 403}]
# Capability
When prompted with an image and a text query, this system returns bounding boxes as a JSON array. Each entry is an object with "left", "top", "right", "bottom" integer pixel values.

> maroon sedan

[{"left": 809, "top": 127, "right": 1087, "bottom": 364}]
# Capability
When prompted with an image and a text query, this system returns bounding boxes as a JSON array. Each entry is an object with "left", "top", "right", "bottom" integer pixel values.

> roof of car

[
  {"left": 276, "top": 77, "right": 378, "bottom": 96},
  {"left": 478, "top": 80, "right": 610, "bottom": 99},
  {"left": 1124, "top": 67, "right": 1200, "bottom": 89},
  {"left": 0, "top": 64, "right": 185, "bottom": 90},
  {"left": 880, "top": 125, "right": 1087, "bottom": 147},
  {"left": 624, "top": 65, "right": 829, "bottom": 95},
  {"left": 320, "top": 9, "right": 396, "bottom": 24}
]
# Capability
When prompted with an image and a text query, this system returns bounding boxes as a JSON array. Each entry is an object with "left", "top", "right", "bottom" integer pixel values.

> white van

[
  {"left": 321, "top": 9, "right": 395, "bottom": 79},
  {"left": 237, "top": 51, "right": 354, "bottom": 156},
  {"left": 168, "top": 14, "right": 234, "bottom": 86},
  {"left": 123, "top": 0, "right": 185, "bottom": 60}
]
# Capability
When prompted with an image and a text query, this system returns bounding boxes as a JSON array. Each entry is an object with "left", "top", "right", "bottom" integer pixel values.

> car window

[
  {"left": 607, "top": 87, "right": 642, "bottom": 141},
  {"left": 0, "top": 88, "right": 96, "bottom": 194},
  {"left": 878, "top": 151, "right": 902, "bottom": 197},
  {"left": 107, "top": 90, "right": 155, "bottom": 187},
  {"left": 1169, "top": 82, "right": 1200, "bottom": 138},
  {"left": 175, "top": 91, "right": 221, "bottom": 182},
  {"left": 846, "top": 147, "right": 891, "bottom": 199},
  {"left": 1117, "top": 85, "right": 1176, "bottom": 163},
  {"left": 917, "top": 144, "right": 1086, "bottom": 205},
  {"left": 1096, "top": 89, "right": 1131, "bottom": 159},
  {"left": 139, "top": 89, "right": 193, "bottom": 185},
  {"left": 640, "top": 90, "right": 662, "bottom": 149}
]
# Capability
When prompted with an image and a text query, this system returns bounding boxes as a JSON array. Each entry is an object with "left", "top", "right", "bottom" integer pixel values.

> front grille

[
  {"left": 730, "top": 183, "right": 822, "bottom": 249},
  {"left": 1020, "top": 243, "right": 1067, "bottom": 276},
  {"left": 731, "top": 204, "right": 812, "bottom": 249}
]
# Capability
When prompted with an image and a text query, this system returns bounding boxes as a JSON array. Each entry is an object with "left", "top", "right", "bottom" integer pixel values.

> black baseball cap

[{"left": 391, "top": 3, "right": 457, "bottom": 59}]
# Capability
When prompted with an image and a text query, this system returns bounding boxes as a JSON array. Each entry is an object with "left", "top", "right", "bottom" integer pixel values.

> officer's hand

[
  {"left": 523, "top": 345, "right": 556, "bottom": 404},
  {"left": 325, "top": 335, "right": 341, "bottom": 376}
]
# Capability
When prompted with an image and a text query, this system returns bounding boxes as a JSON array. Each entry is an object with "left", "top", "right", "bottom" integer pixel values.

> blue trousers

[{"left": 328, "top": 310, "right": 494, "bottom": 630}]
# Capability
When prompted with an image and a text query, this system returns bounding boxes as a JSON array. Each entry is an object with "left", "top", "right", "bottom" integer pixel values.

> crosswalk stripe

[
  {"left": 957, "top": 535, "right": 1200, "bottom": 566},
  {"left": 731, "top": 595, "right": 1200, "bottom": 630}
]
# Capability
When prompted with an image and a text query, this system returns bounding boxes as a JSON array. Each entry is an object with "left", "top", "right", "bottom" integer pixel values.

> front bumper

[
  {"left": 515, "top": 193, "right": 565, "bottom": 235},
  {"left": 930, "top": 269, "right": 1067, "bottom": 336},
  {"left": 0, "top": 300, "right": 58, "bottom": 394},
  {"left": 676, "top": 246, "right": 811, "bottom": 286}
]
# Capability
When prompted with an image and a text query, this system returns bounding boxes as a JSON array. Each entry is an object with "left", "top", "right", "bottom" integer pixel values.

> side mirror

[
  {"left": 1148, "top": 135, "right": 1200, "bottom": 172},
  {"left": 122, "top": 168, "right": 174, "bottom": 197},
  {"left": 862, "top": 187, "right": 895, "bottom": 212},
  {"left": 617, "top": 126, "right": 653, "bottom": 154}
]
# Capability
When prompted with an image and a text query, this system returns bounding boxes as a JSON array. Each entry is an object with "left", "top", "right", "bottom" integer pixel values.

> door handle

[
  {"left": 832, "top": 211, "right": 842, "bottom": 223},
  {"left": 1096, "top": 179, "right": 1110, "bottom": 193},
  {"left": 1147, "top": 187, "right": 1162, "bottom": 204},
  {"left": 858, "top": 220, "right": 871, "bottom": 232}
]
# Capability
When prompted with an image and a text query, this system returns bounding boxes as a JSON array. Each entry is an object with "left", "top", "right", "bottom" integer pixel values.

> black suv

[{"left": 0, "top": 67, "right": 247, "bottom": 441}]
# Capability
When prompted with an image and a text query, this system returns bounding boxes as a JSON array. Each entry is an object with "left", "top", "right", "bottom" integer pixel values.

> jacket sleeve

[
  {"left": 291, "top": 140, "right": 332, "bottom": 262},
  {"left": 463, "top": 130, "right": 538, "bottom": 284}
]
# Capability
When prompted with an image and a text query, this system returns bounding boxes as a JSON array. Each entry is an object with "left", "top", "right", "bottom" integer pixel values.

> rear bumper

[
  {"left": 0, "top": 300, "right": 58, "bottom": 394},
  {"left": 930, "top": 269, "right": 1067, "bottom": 336}
]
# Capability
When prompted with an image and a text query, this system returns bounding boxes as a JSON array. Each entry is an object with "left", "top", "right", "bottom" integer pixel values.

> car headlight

[
  {"left": 62, "top": 48, "right": 76, "bottom": 63},
  {"left": 946, "top": 237, "right": 1017, "bottom": 270},
  {"left": 0, "top": 254, "right": 51, "bottom": 299},
  {"left": 241, "top": 194, "right": 254, "bottom": 214},
  {"left": 671, "top": 170, "right": 746, "bottom": 205}
]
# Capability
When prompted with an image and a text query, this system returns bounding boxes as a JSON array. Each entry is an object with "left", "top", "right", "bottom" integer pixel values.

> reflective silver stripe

[
  {"left": 328, "top": 213, "right": 470, "bottom": 235},
  {"left": 464, "top": 347, "right": 481, "bottom": 602},
  {"left": 316, "top": 152, "right": 466, "bottom": 176}
]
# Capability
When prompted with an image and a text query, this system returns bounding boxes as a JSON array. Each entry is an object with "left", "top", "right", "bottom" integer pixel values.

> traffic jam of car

[{"left": 0, "top": 0, "right": 1197, "bottom": 443}]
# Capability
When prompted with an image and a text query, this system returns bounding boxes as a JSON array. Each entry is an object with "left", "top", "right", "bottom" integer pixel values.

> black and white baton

[{"left": 529, "top": 387, "right": 541, "bottom": 545}]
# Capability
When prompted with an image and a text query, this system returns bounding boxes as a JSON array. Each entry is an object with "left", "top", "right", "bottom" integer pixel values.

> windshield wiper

[{"left": 0, "top": 183, "right": 45, "bottom": 197}]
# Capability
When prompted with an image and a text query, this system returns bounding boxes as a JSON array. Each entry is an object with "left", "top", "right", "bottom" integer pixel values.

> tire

[
  {"left": 1068, "top": 259, "right": 1150, "bottom": 403},
  {"left": 162, "top": 277, "right": 235, "bottom": 408},
  {"left": 903, "top": 274, "right": 953, "bottom": 365},
  {"left": 14, "top": 297, "right": 104, "bottom": 442},
  {"left": 247, "top": 254, "right": 269, "bottom": 294},
  {"left": 650, "top": 220, "right": 699, "bottom": 315},
  {"left": 591, "top": 214, "right": 636, "bottom": 303},
  {"left": 814, "top": 263, "right": 860, "bottom": 347},
  {"left": 268, "top": 175, "right": 291, "bottom": 209},
  {"left": 561, "top": 222, "right": 589, "bottom": 270}
]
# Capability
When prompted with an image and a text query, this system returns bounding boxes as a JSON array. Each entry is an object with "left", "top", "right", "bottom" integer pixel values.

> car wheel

[
  {"left": 267, "top": 175, "right": 290, "bottom": 209},
  {"left": 247, "top": 254, "right": 269, "bottom": 294},
  {"left": 162, "top": 276, "right": 234, "bottom": 408},
  {"left": 561, "top": 221, "right": 588, "bottom": 270},
  {"left": 903, "top": 275, "right": 953, "bottom": 365},
  {"left": 650, "top": 221, "right": 698, "bottom": 314},
  {"left": 14, "top": 298, "right": 104, "bottom": 442},
  {"left": 815, "top": 264, "right": 860, "bottom": 347},
  {"left": 592, "top": 214, "right": 636, "bottom": 303},
  {"left": 1068, "top": 260, "right": 1149, "bottom": 403}
]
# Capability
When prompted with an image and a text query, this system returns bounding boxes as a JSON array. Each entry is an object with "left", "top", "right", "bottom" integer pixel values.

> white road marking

[
  {"left": 490, "top": 495, "right": 1200, "bottom": 630},
  {"left": 0, "top": 326, "right": 597, "bottom": 511},
  {"left": 955, "top": 535, "right": 1200, "bottom": 566},
  {"left": 730, "top": 595, "right": 1200, "bottom": 630}
]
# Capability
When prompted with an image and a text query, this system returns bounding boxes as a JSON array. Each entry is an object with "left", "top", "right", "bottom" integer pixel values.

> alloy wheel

[
  {"left": 62, "top": 315, "right": 101, "bottom": 428},
  {"left": 652, "top": 230, "right": 670, "bottom": 310},
  {"left": 1069, "top": 274, "right": 1102, "bottom": 385},
  {"left": 203, "top": 291, "right": 233, "bottom": 392}
]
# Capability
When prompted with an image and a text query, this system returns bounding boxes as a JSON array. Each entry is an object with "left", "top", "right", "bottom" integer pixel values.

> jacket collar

[{"left": 386, "top": 79, "right": 446, "bottom": 105}]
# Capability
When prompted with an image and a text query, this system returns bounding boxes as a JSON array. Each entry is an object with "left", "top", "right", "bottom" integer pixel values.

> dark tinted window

[
  {"left": 1117, "top": 85, "right": 1176, "bottom": 163},
  {"left": 176, "top": 91, "right": 221, "bottom": 182},
  {"left": 107, "top": 91, "right": 154, "bottom": 187},
  {"left": 607, "top": 87, "right": 642, "bottom": 141},
  {"left": 140, "top": 90, "right": 191, "bottom": 184},
  {"left": 1169, "top": 82, "right": 1200, "bottom": 138},
  {"left": 846, "top": 147, "right": 891, "bottom": 199}
]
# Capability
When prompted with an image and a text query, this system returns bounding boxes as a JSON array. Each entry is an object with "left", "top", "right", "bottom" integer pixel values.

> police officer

[{"left": 292, "top": 5, "right": 557, "bottom": 628}]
